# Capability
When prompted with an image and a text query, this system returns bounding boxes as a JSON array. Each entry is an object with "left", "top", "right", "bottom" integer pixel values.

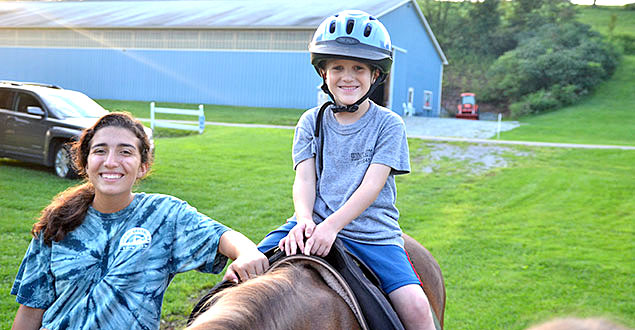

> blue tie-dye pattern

[{"left": 11, "top": 193, "right": 230, "bottom": 330}]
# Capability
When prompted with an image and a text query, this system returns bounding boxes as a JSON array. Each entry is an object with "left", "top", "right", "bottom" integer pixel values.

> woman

[{"left": 11, "top": 112, "right": 268, "bottom": 330}]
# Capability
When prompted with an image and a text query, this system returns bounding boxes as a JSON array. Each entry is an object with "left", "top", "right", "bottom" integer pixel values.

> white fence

[{"left": 150, "top": 102, "right": 205, "bottom": 134}]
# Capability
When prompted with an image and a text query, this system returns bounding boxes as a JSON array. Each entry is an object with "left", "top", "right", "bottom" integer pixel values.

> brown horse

[{"left": 187, "top": 233, "right": 445, "bottom": 330}]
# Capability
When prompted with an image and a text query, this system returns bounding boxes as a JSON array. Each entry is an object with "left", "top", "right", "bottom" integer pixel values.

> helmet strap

[{"left": 320, "top": 72, "right": 387, "bottom": 113}]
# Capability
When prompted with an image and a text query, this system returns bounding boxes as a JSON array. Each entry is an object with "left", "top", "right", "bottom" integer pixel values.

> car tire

[{"left": 53, "top": 143, "right": 77, "bottom": 179}]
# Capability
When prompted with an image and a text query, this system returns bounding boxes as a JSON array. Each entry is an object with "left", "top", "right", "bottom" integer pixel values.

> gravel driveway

[{"left": 403, "top": 116, "right": 520, "bottom": 139}]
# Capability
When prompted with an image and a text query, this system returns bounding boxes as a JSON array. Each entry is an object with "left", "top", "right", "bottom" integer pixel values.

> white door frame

[{"left": 389, "top": 45, "right": 407, "bottom": 111}]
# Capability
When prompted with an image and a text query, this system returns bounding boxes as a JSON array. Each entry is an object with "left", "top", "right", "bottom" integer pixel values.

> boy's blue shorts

[{"left": 258, "top": 221, "right": 422, "bottom": 294}]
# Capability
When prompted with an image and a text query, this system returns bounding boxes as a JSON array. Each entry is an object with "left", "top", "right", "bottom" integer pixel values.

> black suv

[{"left": 0, "top": 81, "right": 152, "bottom": 178}]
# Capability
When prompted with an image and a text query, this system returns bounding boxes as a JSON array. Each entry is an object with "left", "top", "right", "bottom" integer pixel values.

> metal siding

[
  {"left": 0, "top": 47, "right": 319, "bottom": 109},
  {"left": 382, "top": 2, "right": 443, "bottom": 116},
  {"left": 0, "top": 0, "right": 405, "bottom": 28},
  {"left": 0, "top": 2, "right": 444, "bottom": 114}
]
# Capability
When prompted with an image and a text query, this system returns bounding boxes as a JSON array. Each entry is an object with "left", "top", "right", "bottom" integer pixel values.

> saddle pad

[{"left": 268, "top": 255, "right": 369, "bottom": 330}]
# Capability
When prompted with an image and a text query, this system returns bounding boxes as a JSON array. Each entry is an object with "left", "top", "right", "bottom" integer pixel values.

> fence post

[
  {"left": 198, "top": 104, "right": 205, "bottom": 134},
  {"left": 150, "top": 102, "right": 155, "bottom": 132},
  {"left": 497, "top": 113, "right": 502, "bottom": 139}
]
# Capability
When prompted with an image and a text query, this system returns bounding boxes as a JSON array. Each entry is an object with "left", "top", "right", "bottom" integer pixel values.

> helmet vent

[
  {"left": 346, "top": 19, "right": 354, "bottom": 34},
  {"left": 364, "top": 24, "right": 372, "bottom": 37},
  {"left": 329, "top": 21, "right": 336, "bottom": 33}
]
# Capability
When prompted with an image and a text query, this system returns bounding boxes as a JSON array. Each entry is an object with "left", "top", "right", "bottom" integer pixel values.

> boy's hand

[
  {"left": 279, "top": 220, "right": 316, "bottom": 256},
  {"left": 304, "top": 221, "right": 339, "bottom": 257},
  {"left": 223, "top": 249, "right": 269, "bottom": 283}
]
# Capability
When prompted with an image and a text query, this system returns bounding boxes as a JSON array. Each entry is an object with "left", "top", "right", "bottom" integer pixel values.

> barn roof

[
  {"left": 0, "top": 0, "right": 406, "bottom": 29},
  {"left": 0, "top": 0, "right": 447, "bottom": 63}
]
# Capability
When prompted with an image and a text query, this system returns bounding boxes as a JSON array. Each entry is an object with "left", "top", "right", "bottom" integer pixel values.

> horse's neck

[{"left": 188, "top": 265, "right": 360, "bottom": 330}]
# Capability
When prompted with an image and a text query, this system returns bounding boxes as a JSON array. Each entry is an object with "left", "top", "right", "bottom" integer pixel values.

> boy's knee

[
  {"left": 405, "top": 294, "right": 432, "bottom": 319},
  {"left": 390, "top": 286, "right": 434, "bottom": 326}
]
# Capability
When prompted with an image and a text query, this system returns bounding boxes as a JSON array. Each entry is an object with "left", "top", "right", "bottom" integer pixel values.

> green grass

[
  {"left": 96, "top": 99, "right": 305, "bottom": 127},
  {"left": 1, "top": 7, "right": 633, "bottom": 328},
  {"left": 578, "top": 6, "right": 635, "bottom": 37},
  {"left": 1, "top": 125, "right": 633, "bottom": 329},
  {"left": 499, "top": 55, "right": 635, "bottom": 146}
]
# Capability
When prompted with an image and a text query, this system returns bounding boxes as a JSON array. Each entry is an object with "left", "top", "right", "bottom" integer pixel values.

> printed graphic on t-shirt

[
  {"left": 350, "top": 148, "right": 373, "bottom": 165},
  {"left": 119, "top": 227, "right": 151, "bottom": 250}
]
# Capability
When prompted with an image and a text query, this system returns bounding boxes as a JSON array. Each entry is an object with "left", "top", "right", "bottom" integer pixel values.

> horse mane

[{"left": 189, "top": 263, "right": 321, "bottom": 330}]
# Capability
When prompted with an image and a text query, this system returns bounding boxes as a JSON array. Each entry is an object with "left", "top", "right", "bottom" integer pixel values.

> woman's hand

[
  {"left": 223, "top": 248, "right": 269, "bottom": 283},
  {"left": 218, "top": 231, "right": 269, "bottom": 283},
  {"left": 279, "top": 219, "right": 316, "bottom": 256}
]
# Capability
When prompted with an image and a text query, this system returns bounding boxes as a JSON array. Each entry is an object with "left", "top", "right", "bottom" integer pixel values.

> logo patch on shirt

[
  {"left": 350, "top": 148, "right": 373, "bottom": 165},
  {"left": 119, "top": 227, "right": 152, "bottom": 251}
]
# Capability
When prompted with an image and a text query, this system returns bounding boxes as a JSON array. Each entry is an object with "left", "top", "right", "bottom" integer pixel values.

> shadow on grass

[
  {"left": 0, "top": 158, "right": 54, "bottom": 176},
  {"left": 153, "top": 128, "right": 201, "bottom": 139}
]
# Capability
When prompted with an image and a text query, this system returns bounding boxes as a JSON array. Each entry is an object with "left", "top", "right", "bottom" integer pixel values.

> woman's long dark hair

[{"left": 32, "top": 112, "right": 153, "bottom": 245}]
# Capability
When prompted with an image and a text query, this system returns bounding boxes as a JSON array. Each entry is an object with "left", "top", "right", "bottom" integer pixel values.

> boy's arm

[
  {"left": 304, "top": 163, "right": 391, "bottom": 256},
  {"left": 280, "top": 158, "right": 317, "bottom": 255},
  {"left": 293, "top": 158, "right": 317, "bottom": 225}
]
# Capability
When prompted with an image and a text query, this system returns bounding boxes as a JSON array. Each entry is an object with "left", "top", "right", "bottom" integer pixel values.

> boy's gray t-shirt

[{"left": 293, "top": 102, "right": 410, "bottom": 247}]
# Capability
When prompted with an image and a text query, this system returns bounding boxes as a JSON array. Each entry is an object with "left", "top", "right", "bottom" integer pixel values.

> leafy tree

[
  {"left": 482, "top": 22, "right": 619, "bottom": 117},
  {"left": 416, "top": 0, "right": 619, "bottom": 117}
]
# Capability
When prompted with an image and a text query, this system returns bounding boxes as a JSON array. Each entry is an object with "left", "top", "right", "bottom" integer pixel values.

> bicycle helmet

[{"left": 309, "top": 10, "right": 393, "bottom": 113}]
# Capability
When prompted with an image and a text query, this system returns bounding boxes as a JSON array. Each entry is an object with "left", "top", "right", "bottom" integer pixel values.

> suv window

[
  {"left": 16, "top": 93, "right": 42, "bottom": 114},
  {"left": 0, "top": 89, "right": 15, "bottom": 110},
  {"left": 40, "top": 90, "right": 108, "bottom": 118}
]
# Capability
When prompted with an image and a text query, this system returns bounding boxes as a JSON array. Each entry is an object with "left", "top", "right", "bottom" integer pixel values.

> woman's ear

[{"left": 137, "top": 163, "right": 149, "bottom": 179}]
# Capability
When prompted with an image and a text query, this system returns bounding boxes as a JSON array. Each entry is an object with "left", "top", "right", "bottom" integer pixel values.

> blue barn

[{"left": 0, "top": 0, "right": 447, "bottom": 116}]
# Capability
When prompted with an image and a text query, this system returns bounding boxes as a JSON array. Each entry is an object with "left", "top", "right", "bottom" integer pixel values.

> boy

[{"left": 258, "top": 10, "right": 434, "bottom": 330}]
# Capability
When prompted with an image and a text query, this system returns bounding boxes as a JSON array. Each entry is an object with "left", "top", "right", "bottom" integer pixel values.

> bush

[
  {"left": 612, "top": 34, "right": 635, "bottom": 55},
  {"left": 509, "top": 89, "right": 560, "bottom": 118},
  {"left": 482, "top": 22, "right": 620, "bottom": 115},
  {"left": 552, "top": 84, "right": 580, "bottom": 106}
]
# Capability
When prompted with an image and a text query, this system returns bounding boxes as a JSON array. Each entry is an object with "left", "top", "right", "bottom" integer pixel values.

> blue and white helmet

[{"left": 309, "top": 10, "right": 393, "bottom": 74}]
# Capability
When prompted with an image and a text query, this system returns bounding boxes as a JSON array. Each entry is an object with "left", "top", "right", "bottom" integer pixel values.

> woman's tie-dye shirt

[{"left": 12, "top": 193, "right": 230, "bottom": 330}]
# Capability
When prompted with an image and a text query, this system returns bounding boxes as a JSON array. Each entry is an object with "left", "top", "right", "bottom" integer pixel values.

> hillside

[{"left": 431, "top": 3, "right": 633, "bottom": 118}]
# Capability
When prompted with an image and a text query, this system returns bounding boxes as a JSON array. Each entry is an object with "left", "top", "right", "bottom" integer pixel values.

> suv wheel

[{"left": 54, "top": 143, "right": 76, "bottom": 179}]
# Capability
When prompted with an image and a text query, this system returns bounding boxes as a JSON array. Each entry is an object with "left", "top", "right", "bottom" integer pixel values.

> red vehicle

[{"left": 456, "top": 92, "right": 479, "bottom": 120}]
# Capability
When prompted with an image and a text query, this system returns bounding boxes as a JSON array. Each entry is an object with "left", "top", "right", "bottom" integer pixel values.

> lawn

[
  {"left": 577, "top": 6, "right": 635, "bottom": 37},
  {"left": 96, "top": 99, "right": 305, "bottom": 127},
  {"left": 1, "top": 6, "right": 633, "bottom": 330},
  {"left": 1, "top": 123, "right": 633, "bottom": 329}
]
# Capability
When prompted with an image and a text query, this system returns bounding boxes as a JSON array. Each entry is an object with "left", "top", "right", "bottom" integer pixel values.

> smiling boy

[{"left": 257, "top": 10, "right": 435, "bottom": 330}]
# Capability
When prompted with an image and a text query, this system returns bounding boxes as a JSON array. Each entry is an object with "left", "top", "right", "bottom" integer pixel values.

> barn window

[{"left": 423, "top": 90, "right": 433, "bottom": 110}]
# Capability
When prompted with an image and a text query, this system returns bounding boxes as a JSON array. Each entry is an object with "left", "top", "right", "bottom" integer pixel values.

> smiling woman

[{"left": 10, "top": 112, "right": 269, "bottom": 330}]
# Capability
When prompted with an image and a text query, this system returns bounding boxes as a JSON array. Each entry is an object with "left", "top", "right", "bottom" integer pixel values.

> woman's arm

[
  {"left": 218, "top": 231, "right": 269, "bottom": 282},
  {"left": 12, "top": 305, "right": 44, "bottom": 330}
]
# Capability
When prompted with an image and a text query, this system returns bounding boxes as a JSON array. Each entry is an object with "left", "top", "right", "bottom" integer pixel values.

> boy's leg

[
  {"left": 257, "top": 221, "right": 297, "bottom": 253},
  {"left": 341, "top": 239, "right": 436, "bottom": 330},
  {"left": 389, "top": 284, "right": 435, "bottom": 330}
]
